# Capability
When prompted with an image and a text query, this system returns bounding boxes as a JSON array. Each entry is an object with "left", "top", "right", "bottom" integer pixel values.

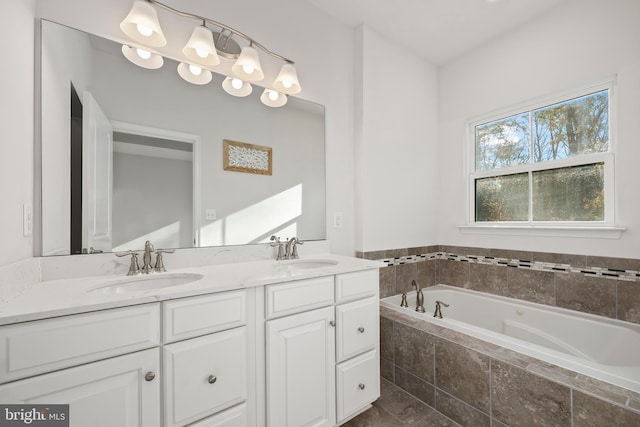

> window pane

[
  {"left": 533, "top": 90, "right": 608, "bottom": 162},
  {"left": 532, "top": 163, "right": 604, "bottom": 221},
  {"left": 475, "top": 173, "right": 528, "bottom": 221},
  {"left": 475, "top": 113, "right": 530, "bottom": 171}
]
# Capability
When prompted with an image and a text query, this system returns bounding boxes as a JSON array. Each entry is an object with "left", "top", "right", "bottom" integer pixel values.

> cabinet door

[
  {"left": 0, "top": 348, "right": 160, "bottom": 427},
  {"left": 164, "top": 327, "right": 247, "bottom": 427},
  {"left": 336, "top": 350, "right": 380, "bottom": 423},
  {"left": 266, "top": 306, "right": 336, "bottom": 427}
]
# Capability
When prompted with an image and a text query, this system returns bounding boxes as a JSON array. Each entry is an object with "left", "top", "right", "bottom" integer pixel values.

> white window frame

[{"left": 460, "top": 78, "right": 625, "bottom": 239}]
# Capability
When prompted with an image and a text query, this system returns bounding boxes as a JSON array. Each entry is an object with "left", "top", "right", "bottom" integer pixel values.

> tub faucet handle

[
  {"left": 400, "top": 293, "right": 408, "bottom": 307},
  {"left": 434, "top": 300, "right": 450, "bottom": 319}
]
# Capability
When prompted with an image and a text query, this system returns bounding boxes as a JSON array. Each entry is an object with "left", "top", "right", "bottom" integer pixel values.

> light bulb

[
  {"left": 136, "top": 23, "right": 153, "bottom": 37},
  {"left": 136, "top": 48, "right": 151, "bottom": 59},
  {"left": 195, "top": 48, "right": 209, "bottom": 58},
  {"left": 268, "top": 90, "right": 279, "bottom": 101},
  {"left": 282, "top": 79, "right": 293, "bottom": 89},
  {"left": 189, "top": 64, "right": 202, "bottom": 76},
  {"left": 231, "top": 78, "right": 243, "bottom": 90},
  {"left": 242, "top": 64, "right": 255, "bottom": 75}
]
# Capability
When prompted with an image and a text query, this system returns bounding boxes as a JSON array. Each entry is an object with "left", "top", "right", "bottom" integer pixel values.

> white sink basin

[
  {"left": 88, "top": 273, "right": 203, "bottom": 294},
  {"left": 273, "top": 259, "right": 338, "bottom": 271}
]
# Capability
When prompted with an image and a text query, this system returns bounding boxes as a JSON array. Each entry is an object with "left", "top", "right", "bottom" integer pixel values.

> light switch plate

[{"left": 23, "top": 203, "right": 33, "bottom": 237}]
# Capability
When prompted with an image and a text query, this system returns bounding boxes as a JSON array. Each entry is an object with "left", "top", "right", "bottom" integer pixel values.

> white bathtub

[{"left": 380, "top": 284, "right": 640, "bottom": 394}]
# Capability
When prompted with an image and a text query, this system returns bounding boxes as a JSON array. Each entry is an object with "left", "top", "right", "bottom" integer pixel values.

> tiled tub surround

[
  {"left": 380, "top": 307, "right": 640, "bottom": 426},
  {"left": 359, "top": 246, "right": 640, "bottom": 325}
]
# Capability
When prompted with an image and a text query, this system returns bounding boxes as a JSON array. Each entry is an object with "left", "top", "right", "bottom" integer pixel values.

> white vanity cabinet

[
  {"left": 0, "top": 304, "right": 162, "bottom": 426},
  {"left": 263, "top": 269, "right": 380, "bottom": 427}
]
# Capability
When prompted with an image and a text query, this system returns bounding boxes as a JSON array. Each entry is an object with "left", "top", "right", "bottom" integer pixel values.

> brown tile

[
  {"left": 387, "top": 248, "right": 409, "bottom": 259},
  {"left": 573, "top": 390, "right": 640, "bottom": 426},
  {"left": 394, "top": 323, "right": 436, "bottom": 383},
  {"left": 435, "top": 339, "right": 490, "bottom": 412},
  {"left": 380, "top": 317, "right": 394, "bottom": 363},
  {"left": 381, "top": 359, "right": 395, "bottom": 382},
  {"left": 491, "top": 360, "right": 571, "bottom": 426},
  {"left": 439, "top": 246, "right": 492, "bottom": 257},
  {"left": 394, "top": 366, "right": 435, "bottom": 406},
  {"left": 362, "top": 250, "right": 386, "bottom": 260},
  {"left": 505, "top": 268, "right": 555, "bottom": 305},
  {"left": 437, "top": 259, "right": 469, "bottom": 288},
  {"left": 531, "top": 251, "right": 587, "bottom": 267},
  {"left": 555, "top": 271, "right": 616, "bottom": 318},
  {"left": 468, "top": 263, "right": 507, "bottom": 295},
  {"left": 435, "top": 389, "right": 490, "bottom": 427},
  {"left": 396, "top": 263, "right": 419, "bottom": 293},
  {"left": 408, "top": 414, "right": 461, "bottom": 427},
  {"left": 380, "top": 266, "right": 397, "bottom": 298},
  {"left": 342, "top": 402, "right": 404, "bottom": 427},
  {"left": 490, "top": 248, "right": 533, "bottom": 261},
  {"left": 587, "top": 255, "right": 640, "bottom": 272},
  {"left": 417, "top": 261, "right": 437, "bottom": 287},
  {"left": 617, "top": 281, "right": 640, "bottom": 324},
  {"left": 408, "top": 246, "right": 431, "bottom": 256},
  {"left": 376, "top": 378, "right": 438, "bottom": 425}
]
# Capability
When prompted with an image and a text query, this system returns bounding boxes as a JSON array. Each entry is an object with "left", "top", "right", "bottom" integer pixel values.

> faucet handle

[
  {"left": 154, "top": 249, "right": 175, "bottom": 272},
  {"left": 270, "top": 236, "right": 285, "bottom": 260},
  {"left": 115, "top": 251, "right": 140, "bottom": 276},
  {"left": 291, "top": 238, "right": 304, "bottom": 259}
]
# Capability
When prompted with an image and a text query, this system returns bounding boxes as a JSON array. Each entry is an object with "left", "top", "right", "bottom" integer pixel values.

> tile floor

[{"left": 342, "top": 378, "right": 460, "bottom": 427}]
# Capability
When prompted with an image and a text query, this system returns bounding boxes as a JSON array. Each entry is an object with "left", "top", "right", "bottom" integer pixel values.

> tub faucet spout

[
  {"left": 412, "top": 280, "right": 425, "bottom": 313},
  {"left": 434, "top": 300, "right": 450, "bottom": 318}
]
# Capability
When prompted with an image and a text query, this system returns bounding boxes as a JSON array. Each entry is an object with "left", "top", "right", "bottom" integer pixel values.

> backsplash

[{"left": 359, "top": 245, "right": 640, "bottom": 325}]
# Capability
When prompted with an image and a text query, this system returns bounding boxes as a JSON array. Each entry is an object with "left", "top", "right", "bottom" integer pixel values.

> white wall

[
  {"left": 0, "top": 0, "right": 35, "bottom": 266},
  {"left": 34, "top": 0, "right": 357, "bottom": 258},
  {"left": 355, "top": 25, "right": 440, "bottom": 252},
  {"left": 438, "top": 0, "right": 640, "bottom": 258}
]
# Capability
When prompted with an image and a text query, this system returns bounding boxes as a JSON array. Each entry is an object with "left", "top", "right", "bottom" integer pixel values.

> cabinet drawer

[
  {"left": 0, "top": 348, "right": 160, "bottom": 426},
  {"left": 335, "top": 270, "right": 378, "bottom": 303},
  {"left": 336, "top": 297, "right": 379, "bottom": 362},
  {"left": 0, "top": 304, "right": 160, "bottom": 384},
  {"left": 164, "top": 328, "right": 247, "bottom": 427},
  {"left": 163, "top": 291, "right": 246, "bottom": 343},
  {"left": 187, "top": 403, "right": 247, "bottom": 427},
  {"left": 266, "top": 276, "right": 334, "bottom": 319},
  {"left": 336, "top": 350, "right": 380, "bottom": 423}
]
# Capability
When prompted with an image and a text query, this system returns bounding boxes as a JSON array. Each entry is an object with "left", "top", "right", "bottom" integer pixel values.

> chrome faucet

[
  {"left": 115, "top": 250, "right": 141, "bottom": 276},
  {"left": 412, "top": 280, "right": 425, "bottom": 313},
  {"left": 433, "top": 300, "right": 450, "bottom": 318},
  {"left": 270, "top": 235, "right": 285, "bottom": 260},
  {"left": 285, "top": 237, "right": 303, "bottom": 259},
  {"left": 154, "top": 248, "right": 175, "bottom": 272},
  {"left": 141, "top": 240, "right": 155, "bottom": 274}
]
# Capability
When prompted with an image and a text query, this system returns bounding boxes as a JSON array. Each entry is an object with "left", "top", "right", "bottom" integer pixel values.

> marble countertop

[{"left": 0, "top": 254, "right": 382, "bottom": 326}]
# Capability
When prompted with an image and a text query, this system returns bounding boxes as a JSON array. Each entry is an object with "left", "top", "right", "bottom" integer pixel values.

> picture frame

[{"left": 223, "top": 139, "right": 272, "bottom": 175}]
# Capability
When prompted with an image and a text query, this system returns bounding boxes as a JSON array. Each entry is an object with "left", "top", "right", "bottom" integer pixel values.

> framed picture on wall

[{"left": 223, "top": 139, "right": 273, "bottom": 175}]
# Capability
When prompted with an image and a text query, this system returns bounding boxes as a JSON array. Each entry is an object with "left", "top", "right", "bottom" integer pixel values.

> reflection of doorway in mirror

[{"left": 110, "top": 122, "right": 201, "bottom": 253}]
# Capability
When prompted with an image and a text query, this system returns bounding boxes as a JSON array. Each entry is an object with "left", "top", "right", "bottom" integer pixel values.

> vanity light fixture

[
  {"left": 222, "top": 77, "right": 253, "bottom": 97},
  {"left": 119, "top": 0, "right": 300, "bottom": 107}
]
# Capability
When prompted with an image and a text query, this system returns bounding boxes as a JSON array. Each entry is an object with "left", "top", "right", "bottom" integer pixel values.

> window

[{"left": 469, "top": 83, "right": 614, "bottom": 227}]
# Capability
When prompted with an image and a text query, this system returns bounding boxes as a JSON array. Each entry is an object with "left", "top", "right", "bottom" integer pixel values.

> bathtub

[{"left": 380, "top": 284, "right": 640, "bottom": 394}]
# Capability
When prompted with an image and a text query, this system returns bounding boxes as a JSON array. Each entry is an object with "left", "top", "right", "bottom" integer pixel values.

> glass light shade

[
  {"left": 120, "top": 0, "right": 166, "bottom": 47},
  {"left": 121, "top": 45, "right": 164, "bottom": 69},
  {"left": 260, "top": 89, "right": 287, "bottom": 107},
  {"left": 177, "top": 63, "right": 212, "bottom": 85},
  {"left": 273, "top": 63, "right": 301, "bottom": 95},
  {"left": 222, "top": 77, "right": 252, "bottom": 97},
  {"left": 231, "top": 46, "right": 264, "bottom": 82},
  {"left": 183, "top": 25, "right": 220, "bottom": 67}
]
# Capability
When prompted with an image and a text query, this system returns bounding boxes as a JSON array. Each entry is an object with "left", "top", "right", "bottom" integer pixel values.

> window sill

[{"left": 457, "top": 224, "right": 626, "bottom": 239}]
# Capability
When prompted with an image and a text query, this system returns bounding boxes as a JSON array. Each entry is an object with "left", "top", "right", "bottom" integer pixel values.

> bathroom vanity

[{"left": 0, "top": 255, "right": 380, "bottom": 427}]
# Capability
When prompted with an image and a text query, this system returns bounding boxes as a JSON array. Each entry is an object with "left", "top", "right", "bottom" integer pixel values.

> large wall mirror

[{"left": 39, "top": 20, "right": 326, "bottom": 256}]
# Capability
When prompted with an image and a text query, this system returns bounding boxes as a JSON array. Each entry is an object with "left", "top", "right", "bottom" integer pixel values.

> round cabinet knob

[
  {"left": 145, "top": 372, "right": 156, "bottom": 382},
  {"left": 329, "top": 321, "right": 336, "bottom": 327},
  {"left": 208, "top": 375, "right": 217, "bottom": 384},
  {"left": 358, "top": 383, "right": 366, "bottom": 390},
  {"left": 357, "top": 327, "right": 365, "bottom": 333}
]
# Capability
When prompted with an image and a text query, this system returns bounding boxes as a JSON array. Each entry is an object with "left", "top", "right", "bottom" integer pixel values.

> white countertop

[{"left": 0, "top": 254, "right": 382, "bottom": 326}]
